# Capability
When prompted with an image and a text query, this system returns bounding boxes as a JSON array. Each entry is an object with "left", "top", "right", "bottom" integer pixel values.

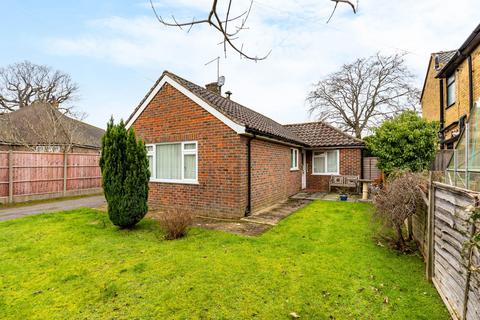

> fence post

[
  {"left": 426, "top": 171, "right": 434, "bottom": 281},
  {"left": 8, "top": 150, "right": 13, "bottom": 203},
  {"left": 63, "top": 151, "right": 68, "bottom": 196}
]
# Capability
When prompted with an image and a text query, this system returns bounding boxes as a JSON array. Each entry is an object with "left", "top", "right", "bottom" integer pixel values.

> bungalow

[
  {"left": 126, "top": 71, "right": 364, "bottom": 218},
  {"left": 0, "top": 101, "right": 104, "bottom": 153}
]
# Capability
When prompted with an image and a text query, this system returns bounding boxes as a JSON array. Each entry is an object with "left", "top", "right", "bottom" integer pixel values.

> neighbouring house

[
  {"left": 0, "top": 101, "right": 104, "bottom": 153},
  {"left": 126, "top": 71, "right": 364, "bottom": 218},
  {"left": 421, "top": 23, "right": 480, "bottom": 149}
]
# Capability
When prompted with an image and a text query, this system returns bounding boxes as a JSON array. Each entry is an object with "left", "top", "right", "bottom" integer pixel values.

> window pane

[
  {"left": 447, "top": 82, "right": 455, "bottom": 105},
  {"left": 184, "top": 143, "right": 196, "bottom": 150},
  {"left": 314, "top": 156, "right": 325, "bottom": 173},
  {"left": 291, "top": 149, "right": 297, "bottom": 168},
  {"left": 156, "top": 144, "right": 181, "bottom": 179},
  {"left": 146, "top": 145, "right": 153, "bottom": 153},
  {"left": 184, "top": 154, "right": 196, "bottom": 180},
  {"left": 327, "top": 150, "right": 338, "bottom": 173},
  {"left": 148, "top": 155, "right": 153, "bottom": 177}
]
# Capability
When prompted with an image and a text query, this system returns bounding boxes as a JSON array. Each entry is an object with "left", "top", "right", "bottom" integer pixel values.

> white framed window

[
  {"left": 290, "top": 148, "right": 299, "bottom": 170},
  {"left": 312, "top": 150, "right": 339, "bottom": 175},
  {"left": 446, "top": 74, "right": 456, "bottom": 107},
  {"left": 146, "top": 141, "right": 198, "bottom": 184},
  {"left": 35, "top": 145, "right": 61, "bottom": 153}
]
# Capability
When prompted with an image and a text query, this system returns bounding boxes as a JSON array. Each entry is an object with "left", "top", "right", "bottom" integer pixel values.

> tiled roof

[
  {"left": 128, "top": 71, "right": 364, "bottom": 148},
  {"left": 435, "top": 50, "right": 456, "bottom": 67},
  {"left": 284, "top": 122, "right": 364, "bottom": 148},
  {"left": 0, "top": 102, "right": 104, "bottom": 148},
  {"left": 163, "top": 72, "right": 306, "bottom": 145}
]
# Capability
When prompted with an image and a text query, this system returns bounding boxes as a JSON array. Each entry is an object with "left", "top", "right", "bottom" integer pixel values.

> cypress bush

[{"left": 100, "top": 118, "right": 150, "bottom": 228}]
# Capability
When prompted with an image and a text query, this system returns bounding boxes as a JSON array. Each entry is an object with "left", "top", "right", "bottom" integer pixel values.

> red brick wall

[
  {"left": 305, "top": 148, "right": 362, "bottom": 192},
  {"left": 250, "top": 139, "right": 302, "bottom": 212},
  {"left": 132, "top": 83, "right": 248, "bottom": 218}
]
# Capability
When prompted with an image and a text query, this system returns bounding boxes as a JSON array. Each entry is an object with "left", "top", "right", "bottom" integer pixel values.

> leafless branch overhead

[
  {"left": 149, "top": 0, "right": 358, "bottom": 60},
  {"left": 327, "top": 0, "right": 358, "bottom": 23},
  {"left": 150, "top": 0, "right": 270, "bottom": 61}
]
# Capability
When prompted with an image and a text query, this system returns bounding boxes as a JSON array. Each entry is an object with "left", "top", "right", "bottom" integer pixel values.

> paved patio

[{"left": 291, "top": 191, "right": 361, "bottom": 202}]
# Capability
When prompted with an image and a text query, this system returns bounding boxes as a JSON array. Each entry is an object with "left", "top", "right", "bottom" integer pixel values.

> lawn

[{"left": 0, "top": 201, "right": 448, "bottom": 319}]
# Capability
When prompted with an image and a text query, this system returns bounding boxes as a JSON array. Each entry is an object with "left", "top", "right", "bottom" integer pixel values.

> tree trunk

[{"left": 395, "top": 224, "right": 405, "bottom": 250}]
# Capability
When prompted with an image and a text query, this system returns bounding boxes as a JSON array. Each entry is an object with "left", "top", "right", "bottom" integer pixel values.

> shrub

[
  {"left": 158, "top": 210, "right": 193, "bottom": 240},
  {"left": 373, "top": 171, "right": 427, "bottom": 250},
  {"left": 100, "top": 118, "right": 150, "bottom": 228},
  {"left": 366, "top": 111, "right": 438, "bottom": 175}
]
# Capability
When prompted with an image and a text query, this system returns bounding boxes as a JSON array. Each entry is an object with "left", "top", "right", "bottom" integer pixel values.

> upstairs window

[
  {"left": 290, "top": 148, "right": 299, "bottom": 170},
  {"left": 146, "top": 141, "right": 198, "bottom": 184},
  {"left": 312, "top": 150, "right": 339, "bottom": 175},
  {"left": 446, "top": 74, "right": 456, "bottom": 107}
]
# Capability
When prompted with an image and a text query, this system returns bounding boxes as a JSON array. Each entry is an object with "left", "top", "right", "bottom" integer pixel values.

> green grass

[{"left": 0, "top": 201, "right": 448, "bottom": 319}]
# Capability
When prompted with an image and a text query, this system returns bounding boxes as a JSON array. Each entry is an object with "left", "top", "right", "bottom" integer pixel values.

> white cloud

[{"left": 46, "top": 0, "right": 480, "bottom": 127}]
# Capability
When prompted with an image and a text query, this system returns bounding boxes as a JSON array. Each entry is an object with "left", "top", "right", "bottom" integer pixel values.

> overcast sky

[{"left": 1, "top": 0, "right": 479, "bottom": 128}]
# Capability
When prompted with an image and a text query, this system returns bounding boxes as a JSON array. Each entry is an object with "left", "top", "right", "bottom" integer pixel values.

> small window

[
  {"left": 290, "top": 148, "right": 299, "bottom": 170},
  {"left": 447, "top": 74, "right": 456, "bottom": 107},
  {"left": 146, "top": 141, "right": 198, "bottom": 183},
  {"left": 312, "top": 150, "right": 339, "bottom": 175},
  {"left": 35, "top": 145, "right": 61, "bottom": 153}
]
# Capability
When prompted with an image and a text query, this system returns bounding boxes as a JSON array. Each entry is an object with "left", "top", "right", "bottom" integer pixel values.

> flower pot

[{"left": 339, "top": 194, "right": 348, "bottom": 201}]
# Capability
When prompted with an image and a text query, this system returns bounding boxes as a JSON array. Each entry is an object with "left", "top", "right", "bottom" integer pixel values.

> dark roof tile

[
  {"left": 128, "top": 71, "right": 364, "bottom": 148},
  {"left": 285, "top": 122, "right": 364, "bottom": 148},
  {"left": 0, "top": 102, "right": 104, "bottom": 149}
]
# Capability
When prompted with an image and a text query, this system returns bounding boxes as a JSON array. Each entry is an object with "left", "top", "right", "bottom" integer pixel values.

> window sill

[
  {"left": 311, "top": 173, "right": 339, "bottom": 176},
  {"left": 290, "top": 168, "right": 299, "bottom": 171},
  {"left": 446, "top": 102, "right": 456, "bottom": 109},
  {"left": 149, "top": 179, "right": 199, "bottom": 185}
]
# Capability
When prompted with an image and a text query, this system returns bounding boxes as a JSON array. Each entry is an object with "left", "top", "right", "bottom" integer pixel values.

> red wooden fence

[{"left": 0, "top": 151, "right": 101, "bottom": 204}]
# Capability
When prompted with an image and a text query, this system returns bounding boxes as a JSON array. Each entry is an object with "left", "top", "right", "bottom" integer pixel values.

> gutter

[{"left": 436, "top": 23, "right": 480, "bottom": 78}]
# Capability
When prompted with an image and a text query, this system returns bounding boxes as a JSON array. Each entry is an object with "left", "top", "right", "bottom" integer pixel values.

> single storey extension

[{"left": 126, "top": 71, "right": 364, "bottom": 219}]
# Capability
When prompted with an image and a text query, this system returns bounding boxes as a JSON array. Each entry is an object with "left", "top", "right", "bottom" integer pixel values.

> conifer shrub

[{"left": 100, "top": 118, "right": 150, "bottom": 228}]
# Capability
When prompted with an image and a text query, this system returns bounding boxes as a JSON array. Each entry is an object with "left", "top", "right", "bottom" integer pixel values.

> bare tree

[
  {"left": 307, "top": 53, "right": 420, "bottom": 139},
  {"left": 0, "top": 61, "right": 79, "bottom": 114},
  {"left": 150, "top": 0, "right": 357, "bottom": 61}
]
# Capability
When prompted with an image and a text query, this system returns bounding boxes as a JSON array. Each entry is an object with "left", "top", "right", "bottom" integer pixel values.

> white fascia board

[{"left": 125, "top": 75, "right": 245, "bottom": 134}]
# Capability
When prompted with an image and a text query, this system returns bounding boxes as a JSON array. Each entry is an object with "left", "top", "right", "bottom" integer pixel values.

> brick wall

[
  {"left": 422, "top": 46, "right": 480, "bottom": 143},
  {"left": 250, "top": 138, "right": 302, "bottom": 212},
  {"left": 305, "top": 148, "right": 362, "bottom": 192},
  {"left": 132, "top": 83, "right": 248, "bottom": 219},
  {"left": 421, "top": 55, "right": 441, "bottom": 123}
]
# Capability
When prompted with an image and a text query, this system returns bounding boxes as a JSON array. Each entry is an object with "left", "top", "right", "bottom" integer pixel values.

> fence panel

[
  {"left": 0, "top": 151, "right": 101, "bottom": 204},
  {"left": 12, "top": 152, "right": 64, "bottom": 197},
  {"left": 431, "top": 183, "right": 480, "bottom": 320},
  {"left": 0, "top": 152, "right": 8, "bottom": 198},
  {"left": 363, "top": 157, "right": 381, "bottom": 181},
  {"left": 67, "top": 153, "right": 102, "bottom": 191}
]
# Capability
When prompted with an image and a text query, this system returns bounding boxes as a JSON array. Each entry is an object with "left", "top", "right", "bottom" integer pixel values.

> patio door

[{"left": 302, "top": 150, "right": 307, "bottom": 189}]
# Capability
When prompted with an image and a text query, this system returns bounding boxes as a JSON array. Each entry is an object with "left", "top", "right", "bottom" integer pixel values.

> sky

[{"left": 1, "top": 0, "right": 479, "bottom": 129}]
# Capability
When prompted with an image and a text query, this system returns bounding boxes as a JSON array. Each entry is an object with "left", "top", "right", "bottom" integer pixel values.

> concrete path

[{"left": 0, "top": 195, "right": 106, "bottom": 221}]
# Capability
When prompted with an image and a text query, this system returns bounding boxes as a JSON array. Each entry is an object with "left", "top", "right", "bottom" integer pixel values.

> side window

[
  {"left": 290, "top": 148, "right": 299, "bottom": 170},
  {"left": 446, "top": 74, "right": 455, "bottom": 107}
]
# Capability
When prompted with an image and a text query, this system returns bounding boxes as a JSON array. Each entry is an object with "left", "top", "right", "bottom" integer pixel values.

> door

[{"left": 302, "top": 150, "right": 307, "bottom": 189}]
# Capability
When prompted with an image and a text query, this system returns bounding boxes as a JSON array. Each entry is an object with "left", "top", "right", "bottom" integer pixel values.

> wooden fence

[
  {"left": 363, "top": 157, "right": 381, "bottom": 181},
  {"left": 412, "top": 178, "right": 480, "bottom": 320},
  {"left": 0, "top": 151, "right": 101, "bottom": 204}
]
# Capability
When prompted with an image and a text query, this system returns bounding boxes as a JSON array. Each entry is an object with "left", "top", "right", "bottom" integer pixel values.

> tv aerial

[{"left": 205, "top": 56, "right": 225, "bottom": 86}]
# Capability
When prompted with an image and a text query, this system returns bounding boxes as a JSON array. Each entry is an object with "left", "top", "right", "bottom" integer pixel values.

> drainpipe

[
  {"left": 468, "top": 55, "right": 474, "bottom": 111},
  {"left": 439, "top": 79, "right": 445, "bottom": 149},
  {"left": 245, "top": 134, "right": 255, "bottom": 216}
]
